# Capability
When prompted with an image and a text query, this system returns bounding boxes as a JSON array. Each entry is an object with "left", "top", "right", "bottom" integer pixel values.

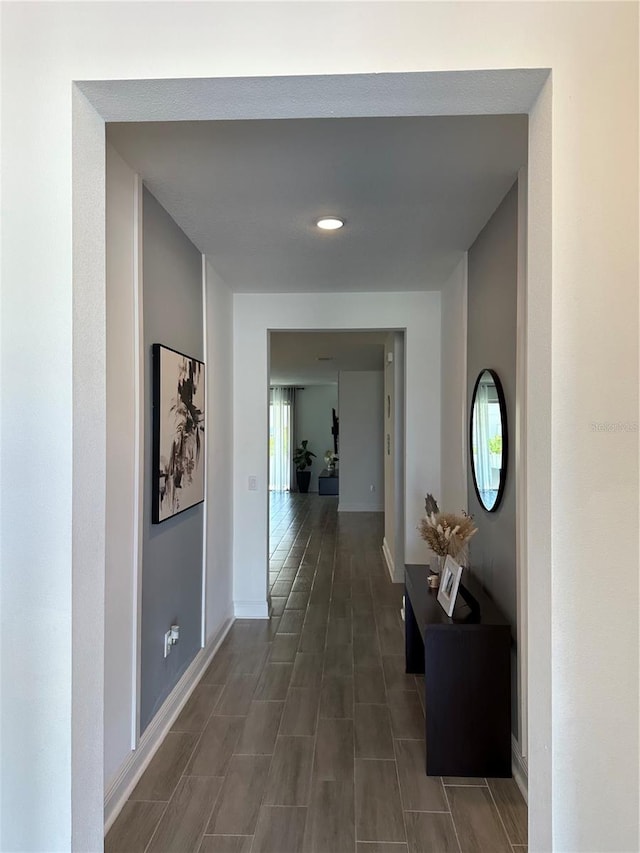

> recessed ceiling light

[{"left": 316, "top": 217, "right": 344, "bottom": 230}]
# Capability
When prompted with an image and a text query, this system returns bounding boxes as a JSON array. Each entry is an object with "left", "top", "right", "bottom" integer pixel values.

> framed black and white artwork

[{"left": 152, "top": 344, "right": 205, "bottom": 524}]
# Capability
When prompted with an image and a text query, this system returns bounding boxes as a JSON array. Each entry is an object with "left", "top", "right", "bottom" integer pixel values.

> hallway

[{"left": 106, "top": 494, "right": 527, "bottom": 852}]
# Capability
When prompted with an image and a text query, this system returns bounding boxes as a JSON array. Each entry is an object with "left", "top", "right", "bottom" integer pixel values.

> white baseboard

[
  {"left": 382, "top": 537, "right": 404, "bottom": 583},
  {"left": 338, "top": 503, "right": 384, "bottom": 513},
  {"left": 104, "top": 614, "right": 233, "bottom": 834},
  {"left": 511, "top": 734, "right": 528, "bottom": 804},
  {"left": 234, "top": 600, "right": 270, "bottom": 619}
]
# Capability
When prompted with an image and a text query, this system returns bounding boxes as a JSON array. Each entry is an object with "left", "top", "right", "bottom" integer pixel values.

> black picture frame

[{"left": 152, "top": 343, "right": 205, "bottom": 524}]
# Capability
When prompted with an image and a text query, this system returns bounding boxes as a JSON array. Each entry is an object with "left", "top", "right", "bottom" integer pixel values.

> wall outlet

[
  {"left": 248, "top": 475, "right": 257, "bottom": 491},
  {"left": 164, "top": 624, "right": 180, "bottom": 658}
]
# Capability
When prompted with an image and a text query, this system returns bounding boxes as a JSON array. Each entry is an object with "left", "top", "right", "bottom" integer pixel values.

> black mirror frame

[{"left": 469, "top": 368, "right": 508, "bottom": 513}]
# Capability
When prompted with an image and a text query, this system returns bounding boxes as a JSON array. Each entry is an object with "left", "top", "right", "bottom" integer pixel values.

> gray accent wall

[
  {"left": 466, "top": 180, "right": 518, "bottom": 734},
  {"left": 141, "top": 188, "right": 204, "bottom": 733}
]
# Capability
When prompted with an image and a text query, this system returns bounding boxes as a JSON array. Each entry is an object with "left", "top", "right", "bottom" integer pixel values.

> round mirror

[{"left": 470, "top": 369, "right": 508, "bottom": 512}]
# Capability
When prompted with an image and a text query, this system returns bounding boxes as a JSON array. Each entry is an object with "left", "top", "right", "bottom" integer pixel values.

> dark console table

[
  {"left": 318, "top": 469, "right": 339, "bottom": 496},
  {"left": 404, "top": 564, "right": 511, "bottom": 778}
]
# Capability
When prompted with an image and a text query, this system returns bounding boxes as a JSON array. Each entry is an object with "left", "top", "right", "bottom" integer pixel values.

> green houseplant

[{"left": 293, "top": 440, "right": 316, "bottom": 493}]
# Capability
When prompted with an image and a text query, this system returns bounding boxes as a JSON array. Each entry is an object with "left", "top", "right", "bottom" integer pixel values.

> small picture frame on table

[{"left": 437, "top": 555, "right": 463, "bottom": 617}]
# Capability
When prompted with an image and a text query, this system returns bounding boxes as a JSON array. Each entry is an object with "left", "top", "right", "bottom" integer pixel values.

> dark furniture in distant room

[
  {"left": 404, "top": 563, "right": 512, "bottom": 778},
  {"left": 318, "top": 469, "right": 339, "bottom": 496}
]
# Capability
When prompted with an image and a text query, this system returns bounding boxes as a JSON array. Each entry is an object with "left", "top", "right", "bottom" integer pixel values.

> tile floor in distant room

[{"left": 106, "top": 492, "right": 527, "bottom": 853}]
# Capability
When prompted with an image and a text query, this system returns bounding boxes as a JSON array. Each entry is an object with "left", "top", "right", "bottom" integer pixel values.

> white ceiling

[
  {"left": 270, "top": 331, "right": 387, "bottom": 385},
  {"left": 107, "top": 114, "right": 527, "bottom": 293}
]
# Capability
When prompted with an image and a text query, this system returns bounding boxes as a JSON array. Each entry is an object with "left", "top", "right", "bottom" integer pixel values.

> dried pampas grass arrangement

[{"left": 418, "top": 510, "right": 477, "bottom": 564}]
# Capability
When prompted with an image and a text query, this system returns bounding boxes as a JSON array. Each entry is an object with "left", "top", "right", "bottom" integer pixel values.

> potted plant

[
  {"left": 488, "top": 435, "right": 503, "bottom": 469},
  {"left": 293, "top": 440, "right": 316, "bottom": 493}
]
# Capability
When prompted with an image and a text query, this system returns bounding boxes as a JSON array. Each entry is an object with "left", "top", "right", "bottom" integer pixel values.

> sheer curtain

[
  {"left": 472, "top": 381, "right": 492, "bottom": 498},
  {"left": 269, "top": 387, "right": 295, "bottom": 491}
]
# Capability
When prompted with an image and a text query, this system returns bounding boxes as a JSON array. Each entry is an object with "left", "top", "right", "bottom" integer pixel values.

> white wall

[
  {"left": 293, "top": 385, "right": 338, "bottom": 492},
  {"left": 1, "top": 5, "right": 638, "bottom": 852},
  {"left": 204, "top": 259, "right": 235, "bottom": 642},
  {"left": 338, "top": 371, "right": 384, "bottom": 512},
  {"left": 392, "top": 335, "right": 405, "bottom": 579},
  {"left": 383, "top": 336, "right": 396, "bottom": 570},
  {"left": 104, "top": 144, "right": 140, "bottom": 790},
  {"left": 383, "top": 333, "right": 406, "bottom": 582},
  {"left": 234, "top": 291, "right": 441, "bottom": 620},
  {"left": 440, "top": 255, "right": 468, "bottom": 515}
]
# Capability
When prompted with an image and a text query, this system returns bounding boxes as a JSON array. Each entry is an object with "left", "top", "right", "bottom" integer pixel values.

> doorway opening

[
  {"left": 267, "top": 329, "right": 405, "bottom": 609},
  {"left": 73, "top": 69, "right": 551, "bottom": 847}
]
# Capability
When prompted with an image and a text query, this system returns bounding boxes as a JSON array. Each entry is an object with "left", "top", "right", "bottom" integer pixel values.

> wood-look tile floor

[{"left": 106, "top": 493, "right": 527, "bottom": 853}]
